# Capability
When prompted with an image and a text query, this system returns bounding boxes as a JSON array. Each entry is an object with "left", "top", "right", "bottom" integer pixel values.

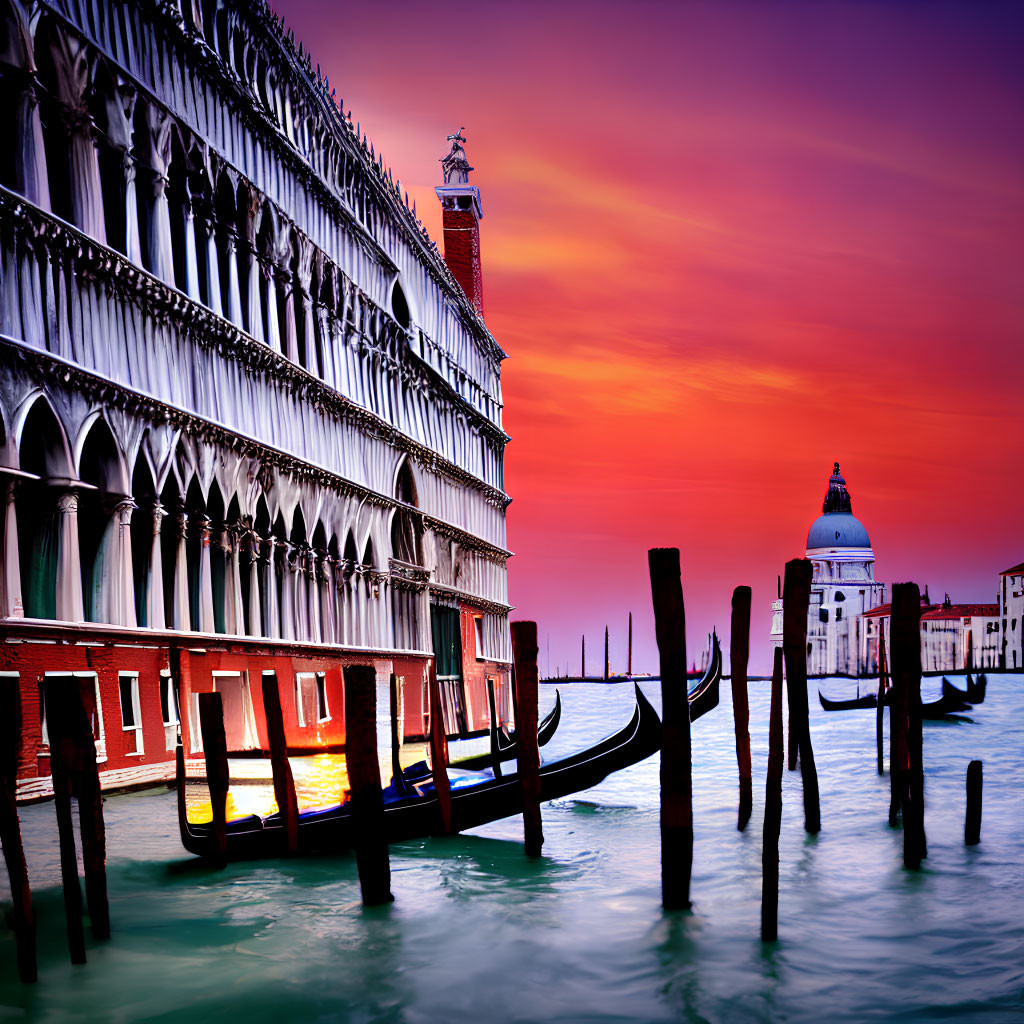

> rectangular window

[
  {"left": 160, "top": 674, "right": 179, "bottom": 752},
  {"left": 119, "top": 673, "right": 144, "bottom": 755},
  {"left": 315, "top": 673, "right": 329, "bottom": 722},
  {"left": 43, "top": 672, "right": 104, "bottom": 762},
  {"left": 296, "top": 672, "right": 330, "bottom": 726},
  {"left": 190, "top": 692, "right": 202, "bottom": 753},
  {"left": 474, "top": 616, "right": 484, "bottom": 660}
]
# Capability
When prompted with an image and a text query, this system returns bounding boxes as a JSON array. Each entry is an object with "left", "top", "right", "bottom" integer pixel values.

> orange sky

[{"left": 284, "top": 0, "right": 1024, "bottom": 673}]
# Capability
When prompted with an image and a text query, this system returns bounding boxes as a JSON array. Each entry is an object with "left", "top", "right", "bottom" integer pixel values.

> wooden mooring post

[
  {"left": 427, "top": 663, "right": 453, "bottom": 835},
  {"left": 890, "top": 582, "right": 926, "bottom": 867},
  {"left": 43, "top": 676, "right": 111, "bottom": 961},
  {"left": 512, "top": 621, "right": 543, "bottom": 857},
  {"left": 198, "top": 691, "right": 230, "bottom": 863},
  {"left": 761, "top": 648, "right": 785, "bottom": 942},
  {"left": 965, "top": 760, "right": 982, "bottom": 846},
  {"left": 876, "top": 619, "right": 888, "bottom": 776},
  {"left": 648, "top": 547, "right": 692, "bottom": 910},
  {"left": 342, "top": 665, "right": 394, "bottom": 905},
  {"left": 0, "top": 677, "right": 36, "bottom": 982},
  {"left": 261, "top": 672, "right": 299, "bottom": 854},
  {"left": 731, "top": 585, "right": 753, "bottom": 831},
  {"left": 782, "top": 559, "right": 820, "bottom": 834}
]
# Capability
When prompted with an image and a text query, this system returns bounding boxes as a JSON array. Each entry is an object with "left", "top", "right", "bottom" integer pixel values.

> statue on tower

[{"left": 441, "top": 128, "right": 473, "bottom": 185}]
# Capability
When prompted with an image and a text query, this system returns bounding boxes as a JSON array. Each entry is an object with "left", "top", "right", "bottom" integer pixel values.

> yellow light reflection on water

[{"left": 184, "top": 744, "right": 430, "bottom": 824}]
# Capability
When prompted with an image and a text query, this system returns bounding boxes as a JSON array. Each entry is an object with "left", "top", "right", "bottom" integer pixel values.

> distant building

[
  {"left": 999, "top": 562, "right": 1024, "bottom": 669},
  {"left": 863, "top": 597, "right": 1000, "bottom": 673},
  {"left": 770, "top": 463, "right": 885, "bottom": 676},
  {"left": 921, "top": 599, "right": 1000, "bottom": 671}
]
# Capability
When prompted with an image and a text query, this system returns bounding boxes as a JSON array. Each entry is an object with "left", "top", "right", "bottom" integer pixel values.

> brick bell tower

[{"left": 436, "top": 129, "right": 484, "bottom": 316}]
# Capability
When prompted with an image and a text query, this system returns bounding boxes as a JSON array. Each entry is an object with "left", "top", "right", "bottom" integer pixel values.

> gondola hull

[
  {"left": 178, "top": 684, "right": 661, "bottom": 860},
  {"left": 449, "top": 690, "right": 562, "bottom": 770},
  {"left": 688, "top": 634, "right": 723, "bottom": 722},
  {"left": 818, "top": 691, "right": 877, "bottom": 711}
]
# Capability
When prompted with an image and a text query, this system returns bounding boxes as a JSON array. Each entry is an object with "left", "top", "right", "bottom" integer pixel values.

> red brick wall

[
  {"left": 458, "top": 604, "right": 511, "bottom": 733},
  {"left": 1, "top": 628, "right": 434, "bottom": 788},
  {"left": 442, "top": 209, "right": 484, "bottom": 315},
  {"left": 0, "top": 638, "right": 169, "bottom": 781}
]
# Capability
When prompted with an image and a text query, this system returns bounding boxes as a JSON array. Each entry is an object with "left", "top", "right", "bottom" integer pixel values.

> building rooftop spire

[{"left": 822, "top": 461, "right": 853, "bottom": 515}]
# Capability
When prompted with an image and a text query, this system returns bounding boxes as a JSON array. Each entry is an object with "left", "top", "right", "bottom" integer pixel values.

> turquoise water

[{"left": 2, "top": 676, "right": 1022, "bottom": 1023}]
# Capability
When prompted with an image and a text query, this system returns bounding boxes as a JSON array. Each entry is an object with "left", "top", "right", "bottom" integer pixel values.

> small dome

[{"left": 806, "top": 512, "right": 871, "bottom": 550}]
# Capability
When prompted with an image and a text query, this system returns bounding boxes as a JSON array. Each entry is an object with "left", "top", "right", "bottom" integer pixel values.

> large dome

[{"left": 806, "top": 512, "right": 871, "bottom": 550}]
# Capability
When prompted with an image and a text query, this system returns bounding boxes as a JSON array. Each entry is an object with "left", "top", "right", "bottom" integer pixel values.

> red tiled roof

[
  {"left": 862, "top": 603, "right": 891, "bottom": 617},
  {"left": 921, "top": 604, "right": 999, "bottom": 620},
  {"left": 1000, "top": 561, "right": 1024, "bottom": 576}
]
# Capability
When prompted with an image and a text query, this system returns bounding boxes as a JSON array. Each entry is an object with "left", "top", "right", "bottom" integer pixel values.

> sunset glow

[{"left": 284, "top": 0, "right": 1024, "bottom": 673}]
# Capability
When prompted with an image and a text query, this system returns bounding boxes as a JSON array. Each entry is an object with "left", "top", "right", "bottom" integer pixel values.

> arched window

[
  {"left": 130, "top": 453, "right": 156, "bottom": 626},
  {"left": 16, "top": 399, "right": 71, "bottom": 618},
  {"left": 390, "top": 459, "right": 421, "bottom": 565},
  {"left": 78, "top": 417, "right": 127, "bottom": 624},
  {"left": 184, "top": 475, "right": 206, "bottom": 631},
  {"left": 391, "top": 280, "right": 411, "bottom": 331},
  {"left": 207, "top": 480, "right": 226, "bottom": 633}
]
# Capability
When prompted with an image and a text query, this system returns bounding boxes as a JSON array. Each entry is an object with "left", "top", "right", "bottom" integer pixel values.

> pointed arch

[
  {"left": 391, "top": 457, "right": 422, "bottom": 565},
  {"left": 78, "top": 416, "right": 129, "bottom": 623},
  {"left": 130, "top": 451, "right": 157, "bottom": 626},
  {"left": 207, "top": 479, "right": 227, "bottom": 633},
  {"left": 16, "top": 396, "right": 74, "bottom": 618},
  {"left": 343, "top": 531, "right": 358, "bottom": 563}
]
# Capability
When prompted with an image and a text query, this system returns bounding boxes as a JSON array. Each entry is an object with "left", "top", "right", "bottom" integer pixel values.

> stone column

[
  {"left": 147, "top": 502, "right": 166, "bottom": 630},
  {"left": 2, "top": 479, "right": 24, "bottom": 619},
  {"left": 224, "top": 230, "right": 243, "bottom": 328},
  {"left": 281, "top": 543, "right": 298, "bottom": 642},
  {"left": 98, "top": 75, "right": 140, "bottom": 261},
  {"left": 67, "top": 109, "right": 106, "bottom": 243},
  {"left": 219, "top": 525, "right": 236, "bottom": 636},
  {"left": 194, "top": 201, "right": 223, "bottom": 317},
  {"left": 308, "top": 549, "right": 322, "bottom": 644},
  {"left": 107, "top": 496, "right": 137, "bottom": 627},
  {"left": 14, "top": 73, "right": 50, "bottom": 212},
  {"left": 262, "top": 536, "right": 280, "bottom": 638},
  {"left": 172, "top": 509, "right": 190, "bottom": 630},
  {"left": 264, "top": 260, "right": 283, "bottom": 354},
  {"left": 54, "top": 489, "right": 84, "bottom": 622},
  {"left": 242, "top": 191, "right": 263, "bottom": 342},
  {"left": 137, "top": 103, "right": 174, "bottom": 282},
  {"left": 226, "top": 524, "right": 245, "bottom": 635},
  {"left": 181, "top": 184, "right": 202, "bottom": 303},
  {"left": 321, "top": 555, "right": 336, "bottom": 645},
  {"left": 196, "top": 513, "right": 215, "bottom": 633},
  {"left": 247, "top": 532, "right": 262, "bottom": 637}
]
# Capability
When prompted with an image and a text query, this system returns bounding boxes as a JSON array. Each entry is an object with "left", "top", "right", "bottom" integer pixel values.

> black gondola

[
  {"left": 449, "top": 690, "right": 562, "bottom": 770},
  {"left": 177, "top": 684, "right": 661, "bottom": 860},
  {"left": 688, "top": 632, "right": 723, "bottom": 722},
  {"left": 921, "top": 690, "right": 972, "bottom": 719},
  {"left": 941, "top": 677, "right": 972, "bottom": 706},
  {"left": 818, "top": 690, "right": 878, "bottom": 711},
  {"left": 967, "top": 673, "right": 987, "bottom": 704}
]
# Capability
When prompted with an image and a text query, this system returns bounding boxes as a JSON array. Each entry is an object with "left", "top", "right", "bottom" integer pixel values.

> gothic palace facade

[{"left": 0, "top": 0, "right": 513, "bottom": 798}]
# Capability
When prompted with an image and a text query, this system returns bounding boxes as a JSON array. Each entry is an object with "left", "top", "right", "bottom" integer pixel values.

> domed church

[{"left": 771, "top": 464, "right": 886, "bottom": 676}]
